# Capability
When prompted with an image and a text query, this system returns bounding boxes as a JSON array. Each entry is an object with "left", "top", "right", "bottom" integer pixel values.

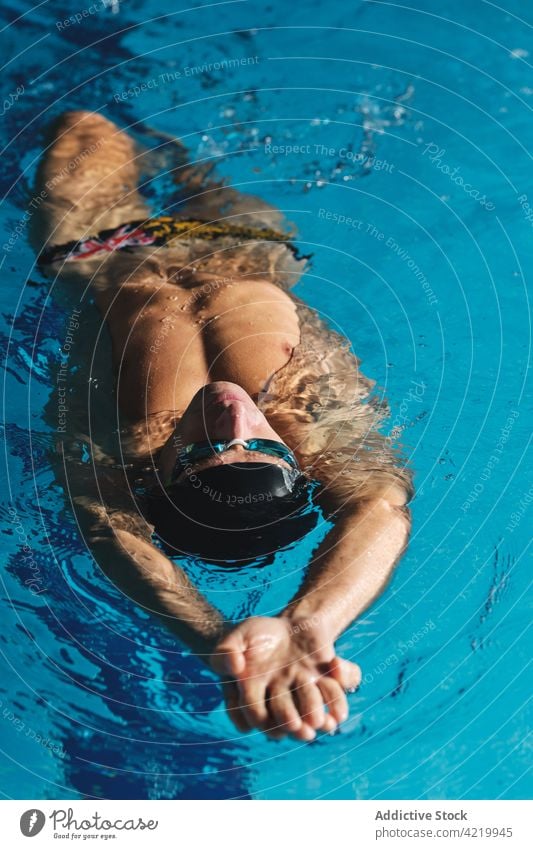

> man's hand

[{"left": 210, "top": 616, "right": 361, "bottom": 741}]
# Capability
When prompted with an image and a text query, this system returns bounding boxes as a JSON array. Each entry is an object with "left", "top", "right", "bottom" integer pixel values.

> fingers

[
  {"left": 322, "top": 713, "right": 337, "bottom": 734},
  {"left": 267, "top": 722, "right": 316, "bottom": 742},
  {"left": 265, "top": 676, "right": 344, "bottom": 740},
  {"left": 262, "top": 684, "right": 317, "bottom": 741},
  {"left": 239, "top": 680, "right": 269, "bottom": 728},
  {"left": 316, "top": 676, "right": 348, "bottom": 726},
  {"left": 210, "top": 635, "right": 246, "bottom": 677},
  {"left": 328, "top": 656, "right": 362, "bottom": 692},
  {"left": 222, "top": 682, "right": 251, "bottom": 734},
  {"left": 266, "top": 684, "right": 303, "bottom": 737},
  {"left": 278, "top": 677, "right": 347, "bottom": 739},
  {"left": 293, "top": 675, "right": 326, "bottom": 730},
  {"left": 231, "top": 677, "right": 343, "bottom": 742},
  {"left": 218, "top": 646, "right": 361, "bottom": 742}
]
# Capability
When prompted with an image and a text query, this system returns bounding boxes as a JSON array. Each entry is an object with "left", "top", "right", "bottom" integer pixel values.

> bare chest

[{"left": 98, "top": 271, "right": 300, "bottom": 418}]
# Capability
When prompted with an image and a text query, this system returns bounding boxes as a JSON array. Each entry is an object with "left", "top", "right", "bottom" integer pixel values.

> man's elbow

[{"left": 360, "top": 492, "right": 412, "bottom": 550}]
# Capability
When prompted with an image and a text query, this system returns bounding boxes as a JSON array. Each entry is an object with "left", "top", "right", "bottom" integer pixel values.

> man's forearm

[
  {"left": 88, "top": 525, "right": 225, "bottom": 659},
  {"left": 281, "top": 496, "right": 410, "bottom": 643}
]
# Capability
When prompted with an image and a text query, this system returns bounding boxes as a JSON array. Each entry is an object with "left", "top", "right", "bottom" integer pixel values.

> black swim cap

[{"left": 148, "top": 463, "right": 319, "bottom": 566}]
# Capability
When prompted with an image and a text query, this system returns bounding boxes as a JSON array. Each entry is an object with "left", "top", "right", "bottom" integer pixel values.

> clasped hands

[{"left": 210, "top": 616, "right": 361, "bottom": 741}]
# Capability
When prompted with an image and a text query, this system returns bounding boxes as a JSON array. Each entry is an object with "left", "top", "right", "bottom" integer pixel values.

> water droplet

[{"left": 510, "top": 47, "right": 529, "bottom": 59}]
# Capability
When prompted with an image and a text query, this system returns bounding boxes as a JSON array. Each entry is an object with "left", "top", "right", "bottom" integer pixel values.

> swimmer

[{"left": 32, "top": 111, "right": 413, "bottom": 741}]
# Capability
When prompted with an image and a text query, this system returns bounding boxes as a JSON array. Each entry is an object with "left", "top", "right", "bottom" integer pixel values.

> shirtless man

[{"left": 32, "top": 111, "right": 412, "bottom": 742}]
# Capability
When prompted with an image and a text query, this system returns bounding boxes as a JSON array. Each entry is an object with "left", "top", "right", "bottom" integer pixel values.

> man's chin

[{"left": 203, "top": 381, "right": 252, "bottom": 402}]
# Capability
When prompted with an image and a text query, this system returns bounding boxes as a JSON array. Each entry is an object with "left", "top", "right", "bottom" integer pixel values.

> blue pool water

[{"left": 0, "top": 0, "right": 531, "bottom": 799}]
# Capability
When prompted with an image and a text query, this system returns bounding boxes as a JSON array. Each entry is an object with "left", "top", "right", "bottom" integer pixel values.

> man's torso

[{"left": 91, "top": 260, "right": 301, "bottom": 420}]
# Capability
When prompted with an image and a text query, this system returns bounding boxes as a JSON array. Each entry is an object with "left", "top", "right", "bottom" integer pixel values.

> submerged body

[{"left": 33, "top": 111, "right": 412, "bottom": 741}]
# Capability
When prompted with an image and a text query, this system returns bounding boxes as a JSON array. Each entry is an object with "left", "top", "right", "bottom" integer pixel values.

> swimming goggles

[{"left": 171, "top": 438, "right": 299, "bottom": 483}]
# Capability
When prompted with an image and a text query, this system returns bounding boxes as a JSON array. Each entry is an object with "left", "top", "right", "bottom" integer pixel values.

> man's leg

[{"left": 30, "top": 110, "right": 149, "bottom": 254}]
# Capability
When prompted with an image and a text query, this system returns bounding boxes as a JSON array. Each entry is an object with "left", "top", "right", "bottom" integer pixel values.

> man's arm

[
  {"left": 280, "top": 485, "right": 411, "bottom": 642},
  {"left": 74, "top": 496, "right": 225, "bottom": 659},
  {"left": 209, "top": 486, "right": 409, "bottom": 740},
  {"left": 77, "top": 496, "right": 355, "bottom": 740}
]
